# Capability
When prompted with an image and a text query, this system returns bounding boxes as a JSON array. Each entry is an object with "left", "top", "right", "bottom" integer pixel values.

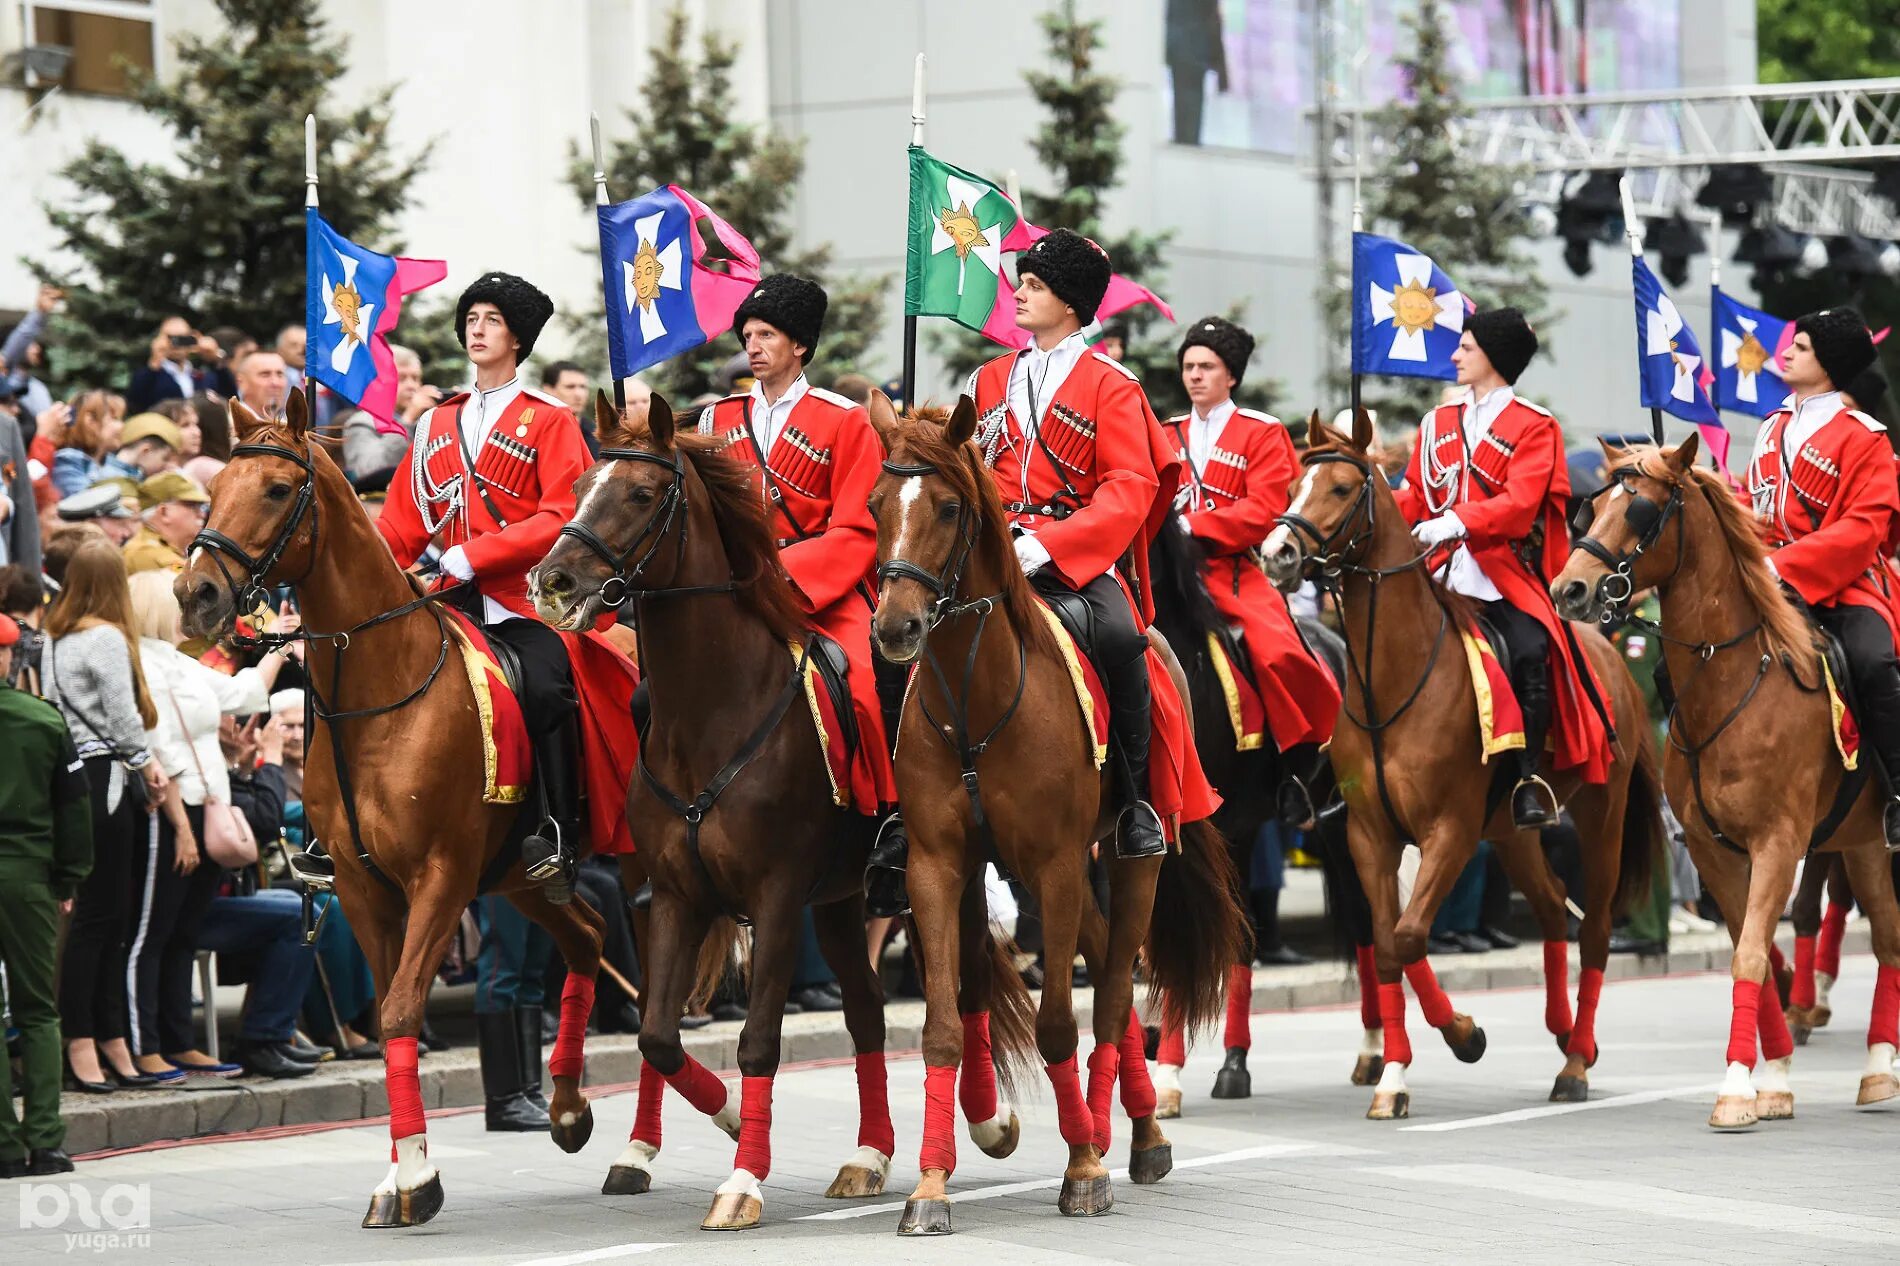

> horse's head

[
  {"left": 864, "top": 391, "right": 983, "bottom": 665},
  {"left": 1262, "top": 406, "right": 1378, "bottom": 589},
  {"left": 531, "top": 390, "right": 686, "bottom": 632},
  {"left": 1551, "top": 433, "right": 1695, "bottom": 623},
  {"left": 177, "top": 392, "right": 320, "bottom": 640}
]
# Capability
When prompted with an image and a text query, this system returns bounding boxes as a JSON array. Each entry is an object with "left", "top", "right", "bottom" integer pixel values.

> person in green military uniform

[
  {"left": 0, "top": 612, "right": 94, "bottom": 1176},
  {"left": 1607, "top": 591, "right": 1676, "bottom": 954},
  {"left": 124, "top": 471, "right": 209, "bottom": 576}
]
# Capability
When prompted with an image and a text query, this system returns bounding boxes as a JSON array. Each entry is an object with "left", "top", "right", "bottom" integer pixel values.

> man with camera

[{"left": 125, "top": 316, "right": 237, "bottom": 413}]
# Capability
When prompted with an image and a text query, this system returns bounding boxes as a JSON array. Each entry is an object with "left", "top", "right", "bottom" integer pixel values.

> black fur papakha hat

[
  {"left": 1177, "top": 316, "right": 1256, "bottom": 387},
  {"left": 1016, "top": 229, "right": 1113, "bottom": 325},
  {"left": 734, "top": 274, "right": 828, "bottom": 363},
  {"left": 1795, "top": 307, "right": 1878, "bottom": 392},
  {"left": 1465, "top": 307, "right": 1539, "bottom": 385},
  {"left": 456, "top": 272, "right": 555, "bottom": 361}
]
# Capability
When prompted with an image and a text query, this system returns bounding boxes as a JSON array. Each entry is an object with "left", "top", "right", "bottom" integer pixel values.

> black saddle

[
  {"left": 1475, "top": 610, "right": 1515, "bottom": 678},
  {"left": 805, "top": 630, "right": 860, "bottom": 761}
]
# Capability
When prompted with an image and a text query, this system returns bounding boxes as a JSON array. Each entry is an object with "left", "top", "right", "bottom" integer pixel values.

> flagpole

[
  {"left": 305, "top": 114, "right": 318, "bottom": 209},
  {"left": 1347, "top": 43, "right": 1366, "bottom": 426},
  {"left": 902, "top": 52, "right": 926, "bottom": 409},
  {"left": 1619, "top": 176, "right": 1664, "bottom": 444},
  {"left": 589, "top": 112, "right": 628, "bottom": 413}
]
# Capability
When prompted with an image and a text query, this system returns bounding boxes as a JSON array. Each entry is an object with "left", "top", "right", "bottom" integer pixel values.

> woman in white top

[{"left": 123, "top": 570, "right": 294, "bottom": 1079}]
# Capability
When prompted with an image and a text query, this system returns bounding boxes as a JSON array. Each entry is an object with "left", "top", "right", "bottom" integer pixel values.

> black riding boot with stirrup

[
  {"left": 287, "top": 839, "right": 335, "bottom": 889},
  {"left": 864, "top": 652, "right": 912, "bottom": 918},
  {"left": 523, "top": 716, "right": 582, "bottom": 895},
  {"left": 1106, "top": 652, "right": 1167, "bottom": 858},
  {"left": 1276, "top": 741, "right": 1324, "bottom": 828},
  {"left": 1510, "top": 660, "right": 1559, "bottom": 830}
]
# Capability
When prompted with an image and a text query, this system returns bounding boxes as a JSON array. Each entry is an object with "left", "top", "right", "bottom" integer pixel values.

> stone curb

[{"left": 66, "top": 923, "right": 1869, "bottom": 1157}]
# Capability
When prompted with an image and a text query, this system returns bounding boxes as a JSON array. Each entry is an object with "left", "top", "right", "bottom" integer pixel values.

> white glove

[
  {"left": 1765, "top": 556, "right": 1780, "bottom": 581},
  {"left": 1412, "top": 512, "right": 1466, "bottom": 549},
  {"left": 1013, "top": 533, "right": 1051, "bottom": 576},
  {"left": 1175, "top": 515, "right": 1194, "bottom": 536},
  {"left": 438, "top": 544, "right": 475, "bottom": 581}
]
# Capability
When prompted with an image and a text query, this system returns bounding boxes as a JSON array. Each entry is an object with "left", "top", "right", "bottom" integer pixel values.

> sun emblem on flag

[
  {"left": 937, "top": 202, "right": 990, "bottom": 262},
  {"left": 930, "top": 176, "right": 1005, "bottom": 296},
  {"left": 1368, "top": 253, "right": 1465, "bottom": 362},
  {"left": 1721, "top": 316, "right": 1782, "bottom": 405},
  {"left": 320, "top": 255, "right": 377, "bottom": 375},
  {"left": 1388, "top": 277, "right": 1441, "bottom": 335},
  {"left": 623, "top": 212, "right": 685, "bottom": 343}
]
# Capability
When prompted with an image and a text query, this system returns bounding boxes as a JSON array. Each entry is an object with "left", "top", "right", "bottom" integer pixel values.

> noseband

[
  {"left": 874, "top": 459, "right": 989, "bottom": 625},
  {"left": 1275, "top": 450, "right": 1377, "bottom": 578},
  {"left": 1567, "top": 465, "right": 1683, "bottom": 614},
  {"left": 556, "top": 447, "right": 734, "bottom": 607},
  {"left": 190, "top": 440, "right": 320, "bottom": 633}
]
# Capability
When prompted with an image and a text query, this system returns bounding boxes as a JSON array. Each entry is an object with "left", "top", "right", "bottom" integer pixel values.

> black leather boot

[
  {"left": 523, "top": 716, "right": 581, "bottom": 891},
  {"left": 516, "top": 1005, "right": 549, "bottom": 1112},
  {"left": 479, "top": 1010, "right": 547, "bottom": 1132},
  {"left": 287, "top": 839, "right": 335, "bottom": 889},
  {"left": 864, "top": 647, "right": 913, "bottom": 916},
  {"left": 1105, "top": 650, "right": 1165, "bottom": 858},
  {"left": 1849, "top": 660, "right": 1900, "bottom": 849},
  {"left": 1276, "top": 741, "right": 1323, "bottom": 828},
  {"left": 1510, "top": 659, "right": 1559, "bottom": 830}
]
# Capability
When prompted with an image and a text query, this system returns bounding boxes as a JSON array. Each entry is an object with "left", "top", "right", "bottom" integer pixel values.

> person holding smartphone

[{"left": 126, "top": 316, "right": 228, "bottom": 414}]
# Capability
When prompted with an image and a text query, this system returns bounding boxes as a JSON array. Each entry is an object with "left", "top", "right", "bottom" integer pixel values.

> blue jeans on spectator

[
  {"left": 294, "top": 891, "right": 375, "bottom": 1037},
  {"left": 1431, "top": 841, "right": 1491, "bottom": 938},
  {"left": 198, "top": 890, "right": 318, "bottom": 1042},
  {"left": 790, "top": 909, "right": 836, "bottom": 991},
  {"left": 476, "top": 895, "right": 551, "bottom": 1014}
]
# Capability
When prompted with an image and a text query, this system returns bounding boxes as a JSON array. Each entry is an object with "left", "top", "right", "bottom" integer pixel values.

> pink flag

[
  {"left": 978, "top": 222, "right": 1174, "bottom": 349},
  {"left": 670, "top": 184, "right": 761, "bottom": 340},
  {"left": 364, "top": 256, "right": 447, "bottom": 431}
]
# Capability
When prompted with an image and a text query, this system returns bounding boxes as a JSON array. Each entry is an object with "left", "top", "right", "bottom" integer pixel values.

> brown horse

[
  {"left": 176, "top": 397, "right": 605, "bottom": 1228},
  {"left": 1553, "top": 434, "right": 1900, "bottom": 1126},
  {"left": 866, "top": 395, "right": 1247, "bottom": 1234},
  {"left": 527, "top": 394, "right": 1036, "bottom": 1230},
  {"left": 1260, "top": 409, "right": 1662, "bottom": 1118}
]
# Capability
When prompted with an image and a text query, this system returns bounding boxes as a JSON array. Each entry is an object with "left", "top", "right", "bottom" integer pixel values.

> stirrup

[
  {"left": 288, "top": 844, "right": 336, "bottom": 892},
  {"left": 1510, "top": 775, "right": 1560, "bottom": 829},
  {"left": 523, "top": 822, "right": 568, "bottom": 883},
  {"left": 1277, "top": 775, "right": 1318, "bottom": 829},
  {"left": 864, "top": 813, "right": 911, "bottom": 918},
  {"left": 1114, "top": 801, "right": 1167, "bottom": 859}
]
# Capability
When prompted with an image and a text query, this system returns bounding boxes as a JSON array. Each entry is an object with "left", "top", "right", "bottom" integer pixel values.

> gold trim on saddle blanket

[
  {"left": 1206, "top": 631, "right": 1265, "bottom": 751},
  {"left": 1458, "top": 626, "right": 1528, "bottom": 763},
  {"left": 443, "top": 617, "right": 529, "bottom": 805},
  {"left": 1037, "top": 606, "right": 1109, "bottom": 769},
  {"left": 789, "top": 641, "right": 851, "bottom": 809},
  {"left": 1821, "top": 655, "right": 1860, "bottom": 771}
]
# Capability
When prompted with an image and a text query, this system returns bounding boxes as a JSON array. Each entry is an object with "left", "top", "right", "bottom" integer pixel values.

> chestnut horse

[
  {"left": 866, "top": 395, "right": 1247, "bottom": 1234},
  {"left": 1553, "top": 435, "right": 1900, "bottom": 1126},
  {"left": 1261, "top": 409, "right": 1662, "bottom": 1118},
  {"left": 176, "top": 397, "right": 606, "bottom": 1228},
  {"left": 528, "top": 394, "right": 1035, "bottom": 1230}
]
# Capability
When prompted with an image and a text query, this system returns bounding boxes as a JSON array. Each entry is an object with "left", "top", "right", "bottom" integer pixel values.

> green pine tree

[
  {"left": 30, "top": 0, "right": 431, "bottom": 393},
  {"left": 1326, "top": 0, "right": 1546, "bottom": 428},
  {"left": 570, "top": 8, "right": 889, "bottom": 401}
]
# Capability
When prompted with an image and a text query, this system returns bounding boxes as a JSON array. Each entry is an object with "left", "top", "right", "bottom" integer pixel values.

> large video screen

[{"left": 1163, "top": 0, "right": 1683, "bottom": 154}]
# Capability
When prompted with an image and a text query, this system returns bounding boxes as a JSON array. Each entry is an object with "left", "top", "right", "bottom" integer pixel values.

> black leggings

[
  {"left": 1030, "top": 571, "right": 1150, "bottom": 669},
  {"left": 1481, "top": 599, "right": 1550, "bottom": 682},
  {"left": 127, "top": 804, "right": 222, "bottom": 1056},
  {"left": 1814, "top": 602, "right": 1900, "bottom": 779},
  {"left": 57, "top": 759, "right": 141, "bottom": 1043}
]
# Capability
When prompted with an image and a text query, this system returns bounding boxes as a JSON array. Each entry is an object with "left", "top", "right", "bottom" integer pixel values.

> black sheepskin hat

[
  {"left": 456, "top": 271, "right": 555, "bottom": 361},
  {"left": 1465, "top": 307, "right": 1539, "bottom": 385},
  {"left": 1177, "top": 315, "right": 1256, "bottom": 387},
  {"left": 1795, "top": 307, "right": 1878, "bottom": 393},
  {"left": 1016, "top": 229, "right": 1113, "bottom": 324},
  {"left": 734, "top": 274, "right": 828, "bottom": 363}
]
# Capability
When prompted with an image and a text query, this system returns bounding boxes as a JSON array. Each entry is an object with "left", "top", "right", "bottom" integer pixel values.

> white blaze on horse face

[
  {"left": 891, "top": 476, "right": 924, "bottom": 563},
  {"left": 1263, "top": 466, "right": 1318, "bottom": 558},
  {"left": 574, "top": 460, "right": 620, "bottom": 526}
]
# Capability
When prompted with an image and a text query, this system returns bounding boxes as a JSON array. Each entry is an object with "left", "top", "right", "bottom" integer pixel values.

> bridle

[
  {"left": 190, "top": 439, "right": 321, "bottom": 630},
  {"left": 1274, "top": 450, "right": 1379, "bottom": 578},
  {"left": 554, "top": 446, "right": 736, "bottom": 609},
  {"left": 1566, "top": 464, "right": 1684, "bottom": 616},
  {"left": 874, "top": 459, "right": 990, "bottom": 627}
]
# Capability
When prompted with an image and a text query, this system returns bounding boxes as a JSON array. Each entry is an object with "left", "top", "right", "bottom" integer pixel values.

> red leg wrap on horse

[
  {"left": 1155, "top": 1022, "right": 1187, "bottom": 1067},
  {"left": 1086, "top": 1043, "right": 1120, "bottom": 1155},
  {"left": 1868, "top": 964, "right": 1900, "bottom": 1048},
  {"left": 1542, "top": 940, "right": 1573, "bottom": 1037},
  {"left": 1224, "top": 962, "right": 1254, "bottom": 1050},
  {"left": 1757, "top": 977, "right": 1795, "bottom": 1062},
  {"left": 1355, "top": 944, "right": 1381, "bottom": 1031},
  {"left": 732, "top": 1075, "right": 772, "bottom": 1179},
  {"left": 1726, "top": 979, "right": 1761, "bottom": 1069},
  {"left": 385, "top": 1036, "right": 425, "bottom": 1141},
  {"left": 661, "top": 1053, "right": 729, "bottom": 1118},
  {"left": 854, "top": 1051, "right": 896, "bottom": 1156},
  {"left": 1378, "top": 982, "right": 1413, "bottom": 1067},
  {"left": 1567, "top": 966, "right": 1604, "bottom": 1065},
  {"left": 1118, "top": 1010, "right": 1158, "bottom": 1118},
  {"left": 1046, "top": 1055, "right": 1094, "bottom": 1148},
  {"left": 1819, "top": 902, "right": 1850, "bottom": 980},
  {"left": 1767, "top": 942, "right": 1787, "bottom": 978},
  {"left": 632, "top": 1059, "right": 664, "bottom": 1148},
  {"left": 1791, "top": 936, "right": 1817, "bottom": 1010},
  {"left": 1403, "top": 958, "right": 1455, "bottom": 1029},
  {"left": 548, "top": 973, "right": 595, "bottom": 1080},
  {"left": 920, "top": 1063, "right": 958, "bottom": 1175},
  {"left": 958, "top": 1011, "right": 998, "bottom": 1123}
]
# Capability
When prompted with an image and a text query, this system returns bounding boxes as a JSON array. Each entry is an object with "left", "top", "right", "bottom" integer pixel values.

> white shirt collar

[
  {"left": 1786, "top": 389, "right": 1843, "bottom": 453},
  {"left": 1186, "top": 398, "right": 1237, "bottom": 472},
  {"left": 465, "top": 375, "right": 521, "bottom": 444},
  {"left": 748, "top": 373, "right": 810, "bottom": 454},
  {"left": 161, "top": 359, "right": 194, "bottom": 395}
]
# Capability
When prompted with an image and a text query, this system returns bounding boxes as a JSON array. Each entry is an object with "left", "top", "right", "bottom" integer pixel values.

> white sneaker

[{"left": 1670, "top": 907, "right": 1719, "bottom": 935}]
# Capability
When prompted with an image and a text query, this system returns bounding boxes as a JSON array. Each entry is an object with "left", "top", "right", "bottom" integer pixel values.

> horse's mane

[
  {"left": 888, "top": 407, "right": 1059, "bottom": 660},
  {"left": 1625, "top": 445, "right": 1817, "bottom": 671},
  {"left": 1147, "top": 505, "right": 1228, "bottom": 641},
  {"left": 601, "top": 417, "right": 810, "bottom": 646}
]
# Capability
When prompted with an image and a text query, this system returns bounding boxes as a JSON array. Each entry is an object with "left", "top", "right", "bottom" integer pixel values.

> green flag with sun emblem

[{"left": 905, "top": 146, "right": 1035, "bottom": 343}]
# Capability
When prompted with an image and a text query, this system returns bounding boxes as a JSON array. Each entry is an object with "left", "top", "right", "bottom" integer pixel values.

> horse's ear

[
  {"left": 865, "top": 389, "right": 901, "bottom": 453},
  {"left": 1306, "top": 409, "right": 1340, "bottom": 450},
  {"left": 1350, "top": 404, "right": 1374, "bottom": 452},
  {"left": 593, "top": 389, "right": 619, "bottom": 445},
  {"left": 284, "top": 386, "right": 309, "bottom": 440},
  {"left": 1666, "top": 430, "right": 1701, "bottom": 472},
  {"left": 648, "top": 392, "right": 676, "bottom": 449},
  {"left": 229, "top": 398, "right": 269, "bottom": 442},
  {"left": 944, "top": 394, "right": 979, "bottom": 447},
  {"left": 1598, "top": 436, "right": 1625, "bottom": 466}
]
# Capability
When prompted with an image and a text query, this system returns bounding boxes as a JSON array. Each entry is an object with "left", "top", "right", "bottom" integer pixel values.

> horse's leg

[
  {"left": 953, "top": 871, "right": 1019, "bottom": 1160},
  {"left": 1346, "top": 815, "right": 1412, "bottom": 1119},
  {"left": 896, "top": 838, "right": 973, "bottom": 1236},
  {"left": 1492, "top": 828, "right": 1576, "bottom": 1067},
  {"left": 605, "top": 854, "right": 665, "bottom": 1196},
  {"left": 1321, "top": 816, "right": 1383, "bottom": 1085},
  {"left": 508, "top": 886, "right": 605, "bottom": 1153},
  {"left": 1550, "top": 778, "right": 1627, "bottom": 1103},
  {"left": 1788, "top": 855, "right": 1829, "bottom": 1042},
  {"left": 1395, "top": 827, "right": 1486, "bottom": 1065},
  {"left": 635, "top": 888, "right": 734, "bottom": 1151},
  {"left": 812, "top": 893, "right": 894, "bottom": 1198},
  {"left": 1100, "top": 853, "right": 1169, "bottom": 1185},
  {"left": 1030, "top": 848, "right": 1111, "bottom": 1217},
  {"left": 1710, "top": 832, "right": 1800, "bottom": 1130},
  {"left": 1837, "top": 845, "right": 1900, "bottom": 1107},
  {"left": 362, "top": 872, "right": 476, "bottom": 1229},
  {"left": 1815, "top": 855, "right": 1855, "bottom": 1028},
  {"left": 1210, "top": 829, "right": 1255, "bottom": 1101}
]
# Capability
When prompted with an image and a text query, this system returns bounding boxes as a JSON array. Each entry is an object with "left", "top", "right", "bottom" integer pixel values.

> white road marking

[
  {"left": 1398, "top": 1081, "right": 1722, "bottom": 1132},
  {"left": 511, "top": 1244, "right": 677, "bottom": 1265},
  {"left": 794, "top": 1142, "right": 1324, "bottom": 1221},
  {"left": 1362, "top": 1162, "right": 1900, "bottom": 1246}
]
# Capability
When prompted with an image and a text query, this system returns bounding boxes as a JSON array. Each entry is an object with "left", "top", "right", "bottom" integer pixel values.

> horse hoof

[
  {"left": 1154, "top": 1089, "right": 1182, "bottom": 1120},
  {"left": 1057, "top": 1173, "right": 1114, "bottom": 1217},
  {"left": 1210, "top": 1053, "right": 1251, "bottom": 1100},
  {"left": 1708, "top": 1095, "right": 1759, "bottom": 1130},
  {"left": 1549, "top": 1074, "right": 1588, "bottom": 1104},
  {"left": 1857, "top": 1074, "right": 1900, "bottom": 1107},
  {"left": 1129, "top": 1143, "right": 1173, "bottom": 1185},
  {"left": 1366, "top": 1091, "right": 1409, "bottom": 1121},
  {"left": 701, "top": 1190, "right": 763, "bottom": 1231},
  {"left": 973, "top": 1111, "right": 1020, "bottom": 1159},
  {"left": 897, "top": 1198, "right": 953, "bottom": 1235},
  {"left": 1350, "top": 1054, "right": 1384, "bottom": 1087},
  {"left": 1810, "top": 1004, "right": 1833, "bottom": 1029},
  {"left": 1755, "top": 1090, "right": 1795, "bottom": 1121},
  {"left": 550, "top": 1101, "right": 594, "bottom": 1154},
  {"left": 601, "top": 1164, "right": 652, "bottom": 1196},
  {"left": 361, "top": 1175, "right": 444, "bottom": 1229},
  {"left": 824, "top": 1165, "right": 887, "bottom": 1199},
  {"left": 1447, "top": 1021, "right": 1487, "bottom": 1065}
]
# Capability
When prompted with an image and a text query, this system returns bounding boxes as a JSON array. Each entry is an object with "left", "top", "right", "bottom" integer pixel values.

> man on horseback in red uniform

[
  {"left": 1745, "top": 307, "right": 1900, "bottom": 846},
  {"left": 295, "top": 271, "right": 594, "bottom": 890},
  {"left": 1165, "top": 316, "right": 1340, "bottom": 821},
  {"left": 1395, "top": 307, "right": 1603, "bottom": 826},
  {"left": 694, "top": 273, "right": 898, "bottom": 818}
]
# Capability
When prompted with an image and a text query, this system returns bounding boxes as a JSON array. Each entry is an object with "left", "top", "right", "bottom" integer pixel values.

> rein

[{"left": 556, "top": 447, "right": 738, "bottom": 607}]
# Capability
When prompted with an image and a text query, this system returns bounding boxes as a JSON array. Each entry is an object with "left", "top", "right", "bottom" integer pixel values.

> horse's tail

[
  {"left": 980, "top": 921, "right": 1038, "bottom": 1104},
  {"left": 1614, "top": 732, "right": 1664, "bottom": 917},
  {"left": 1146, "top": 819, "right": 1253, "bottom": 1033},
  {"left": 687, "top": 917, "right": 745, "bottom": 1012}
]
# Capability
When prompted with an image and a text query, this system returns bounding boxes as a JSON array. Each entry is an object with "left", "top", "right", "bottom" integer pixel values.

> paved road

[{"left": 8, "top": 956, "right": 1899, "bottom": 1265}]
